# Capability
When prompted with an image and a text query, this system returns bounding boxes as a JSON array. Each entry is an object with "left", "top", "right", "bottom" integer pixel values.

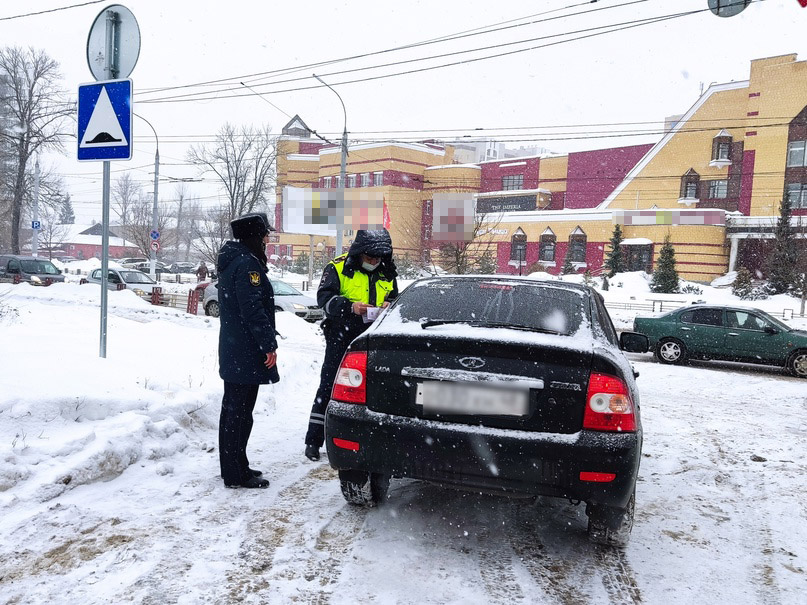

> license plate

[{"left": 416, "top": 381, "right": 528, "bottom": 416}]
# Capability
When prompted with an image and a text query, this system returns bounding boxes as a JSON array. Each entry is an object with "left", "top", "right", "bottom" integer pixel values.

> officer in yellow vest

[{"left": 304, "top": 229, "right": 398, "bottom": 460}]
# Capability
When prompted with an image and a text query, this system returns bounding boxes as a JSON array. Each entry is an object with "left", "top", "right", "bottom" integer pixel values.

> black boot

[
  {"left": 248, "top": 468, "right": 263, "bottom": 477},
  {"left": 226, "top": 476, "right": 269, "bottom": 489},
  {"left": 305, "top": 444, "right": 321, "bottom": 461}
]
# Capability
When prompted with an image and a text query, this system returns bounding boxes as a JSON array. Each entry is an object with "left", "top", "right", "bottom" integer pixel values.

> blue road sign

[
  {"left": 150, "top": 230, "right": 160, "bottom": 240},
  {"left": 31, "top": 221, "right": 41, "bottom": 230},
  {"left": 77, "top": 79, "right": 133, "bottom": 161}
]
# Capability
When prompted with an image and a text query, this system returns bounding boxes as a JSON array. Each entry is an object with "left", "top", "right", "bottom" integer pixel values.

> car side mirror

[
  {"left": 764, "top": 326, "right": 778, "bottom": 335},
  {"left": 620, "top": 331, "right": 650, "bottom": 353}
]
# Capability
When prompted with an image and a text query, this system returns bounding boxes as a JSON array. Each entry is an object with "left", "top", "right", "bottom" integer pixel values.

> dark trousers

[
  {"left": 305, "top": 327, "right": 352, "bottom": 448},
  {"left": 219, "top": 381, "right": 260, "bottom": 485}
]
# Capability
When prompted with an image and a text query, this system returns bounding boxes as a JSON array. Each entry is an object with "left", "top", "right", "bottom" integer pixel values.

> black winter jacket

[{"left": 216, "top": 241, "right": 279, "bottom": 384}]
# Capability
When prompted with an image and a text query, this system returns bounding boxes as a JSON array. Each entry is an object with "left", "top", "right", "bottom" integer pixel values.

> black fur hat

[{"left": 230, "top": 212, "right": 274, "bottom": 239}]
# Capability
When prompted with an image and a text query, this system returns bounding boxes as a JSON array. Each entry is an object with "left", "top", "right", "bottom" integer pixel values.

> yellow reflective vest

[{"left": 329, "top": 254, "right": 394, "bottom": 306}]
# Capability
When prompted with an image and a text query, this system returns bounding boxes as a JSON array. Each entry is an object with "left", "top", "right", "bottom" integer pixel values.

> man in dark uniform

[
  {"left": 304, "top": 229, "right": 398, "bottom": 461},
  {"left": 217, "top": 212, "right": 279, "bottom": 488}
]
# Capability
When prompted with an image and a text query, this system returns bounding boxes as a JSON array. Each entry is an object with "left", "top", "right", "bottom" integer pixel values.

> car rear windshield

[
  {"left": 271, "top": 281, "right": 301, "bottom": 295},
  {"left": 121, "top": 271, "right": 156, "bottom": 284},
  {"left": 398, "top": 279, "right": 586, "bottom": 335},
  {"left": 20, "top": 260, "right": 59, "bottom": 275}
]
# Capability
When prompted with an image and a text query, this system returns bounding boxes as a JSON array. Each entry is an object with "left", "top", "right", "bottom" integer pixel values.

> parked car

[
  {"left": 203, "top": 278, "right": 323, "bottom": 322},
  {"left": 133, "top": 261, "right": 170, "bottom": 274},
  {"left": 634, "top": 304, "right": 807, "bottom": 377},
  {"left": 85, "top": 267, "right": 160, "bottom": 294},
  {"left": 324, "top": 276, "right": 649, "bottom": 547},
  {"left": 0, "top": 255, "right": 66, "bottom": 285},
  {"left": 168, "top": 261, "right": 197, "bottom": 274},
  {"left": 118, "top": 257, "right": 149, "bottom": 268}
]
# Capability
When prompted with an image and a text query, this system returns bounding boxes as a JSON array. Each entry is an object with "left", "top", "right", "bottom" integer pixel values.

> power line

[
  {"left": 140, "top": 6, "right": 692, "bottom": 105},
  {"left": 0, "top": 0, "right": 105, "bottom": 21},
  {"left": 135, "top": 0, "right": 647, "bottom": 97}
]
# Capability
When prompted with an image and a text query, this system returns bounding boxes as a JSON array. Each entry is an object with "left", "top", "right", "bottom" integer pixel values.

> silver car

[
  {"left": 86, "top": 267, "right": 160, "bottom": 294},
  {"left": 203, "top": 278, "right": 323, "bottom": 322}
]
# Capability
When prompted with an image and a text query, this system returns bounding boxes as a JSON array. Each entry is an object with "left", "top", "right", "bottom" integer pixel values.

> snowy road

[{"left": 1, "top": 284, "right": 806, "bottom": 604}]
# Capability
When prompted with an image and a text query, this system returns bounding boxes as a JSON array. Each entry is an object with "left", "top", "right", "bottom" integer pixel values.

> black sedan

[{"left": 325, "top": 276, "right": 649, "bottom": 547}]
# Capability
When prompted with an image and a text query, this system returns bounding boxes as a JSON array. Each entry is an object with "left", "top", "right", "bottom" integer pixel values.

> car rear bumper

[
  {"left": 295, "top": 309, "right": 324, "bottom": 321},
  {"left": 325, "top": 401, "right": 641, "bottom": 508}
]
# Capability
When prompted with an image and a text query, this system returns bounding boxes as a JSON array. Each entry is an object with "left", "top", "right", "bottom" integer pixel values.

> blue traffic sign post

[
  {"left": 77, "top": 79, "right": 133, "bottom": 162},
  {"left": 82, "top": 4, "right": 140, "bottom": 359},
  {"left": 31, "top": 221, "right": 41, "bottom": 230},
  {"left": 150, "top": 230, "right": 160, "bottom": 240}
]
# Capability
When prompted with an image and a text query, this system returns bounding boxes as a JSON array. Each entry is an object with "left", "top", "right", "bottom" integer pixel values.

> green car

[{"left": 633, "top": 305, "right": 807, "bottom": 378}]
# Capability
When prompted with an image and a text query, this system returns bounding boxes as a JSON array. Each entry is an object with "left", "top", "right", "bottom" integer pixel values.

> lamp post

[
  {"left": 313, "top": 74, "right": 347, "bottom": 256},
  {"left": 136, "top": 113, "right": 160, "bottom": 278}
]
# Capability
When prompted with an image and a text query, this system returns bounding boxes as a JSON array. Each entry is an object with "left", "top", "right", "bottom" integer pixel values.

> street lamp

[
  {"left": 135, "top": 113, "right": 160, "bottom": 279},
  {"left": 313, "top": 73, "right": 347, "bottom": 256}
]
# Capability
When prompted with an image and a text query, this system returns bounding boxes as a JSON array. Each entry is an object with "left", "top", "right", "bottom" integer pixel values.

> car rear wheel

[
  {"left": 656, "top": 338, "right": 687, "bottom": 364},
  {"left": 205, "top": 300, "right": 220, "bottom": 317},
  {"left": 787, "top": 350, "right": 807, "bottom": 378},
  {"left": 338, "top": 469, "right": 389, "bottom": 507},
  {"left": 587, "top": 491, "right": 635, "bottom": 548}
]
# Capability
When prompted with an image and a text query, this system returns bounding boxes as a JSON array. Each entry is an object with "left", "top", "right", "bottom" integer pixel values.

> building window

[
  {"left": 510, "top": 229, "right": 527, "bottom": 262},
  {"left": 334, "top": 175, "right": 342, "bottom": 188},
  {"left": 502, "top": 174, "right": 524, "bottom": 191},
  {"left": 787, "top": 140, "right": 806, "bottom": 167},
  {"left": 707, "top": 180, "right": 728, "bottom": 199},
  {"left": 361, "top": 172, "right": 370, "bottom": 187},
  {"left": 786, "top": 183, "right": 807, "bottom": 209},
  {"left": 323, "top": 176, "right": 332, "bottom": 188},
  {"left": 680, "top": 169, "right": 700, "bottom": 199},
  {"left": 568, "top": 228, "right": 587, "bottom": 263},
  {"left": 347, "top": 174, "right": 356, "bottom": 188},
  {"left": 716, "top": 142, "right": 731, "bottom": 160},
  {"left": 373, "top": 172, "right": 383, "bottom": 186},
  {"left": 711, "top": 130, "right": 732, "bottom": 161},
  {"left": 539, "top": 232, "right": 556, "bottom": 262}
]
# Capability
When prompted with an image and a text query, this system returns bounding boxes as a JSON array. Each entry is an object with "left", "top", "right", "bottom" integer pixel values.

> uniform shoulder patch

[{"left": 248, "top": 271, "right": 261, "bottom": 286}]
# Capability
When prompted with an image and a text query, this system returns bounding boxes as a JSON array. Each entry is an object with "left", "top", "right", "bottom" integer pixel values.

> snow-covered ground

[{"left": 1, "top": 277, "right": 805, "bottom": 604}]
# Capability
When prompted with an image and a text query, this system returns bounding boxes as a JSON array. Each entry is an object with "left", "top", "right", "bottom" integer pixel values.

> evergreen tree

[
  {"left": 291, "top": 251, "right": 309, "bottom": 275},
  {"left": 58, "top": 194, "right": 75, "bottom": 224},
  {"left": 604, "top": 223, "right": 626, "bottom": 277},
  {"left": 475, "top": 250, "right": 497, "bottom": 274},
  {"left": 561, "top": 251, "right": 576, "bottom": 275},
  {"left": 650, "top": 236, "right": 679, "bottom": 293},
  {"left": 766, "top": 200, "right": 798, "bottom": 294},
  {"left": 731, "top": 267, "right": 753, "bottom": 299},
  {"left": 601, "top": 275, "right": 610, "bottom": 291}
]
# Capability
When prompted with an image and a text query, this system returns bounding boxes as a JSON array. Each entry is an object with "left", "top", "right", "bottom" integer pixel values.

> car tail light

[
  {"left": 331, "top": 351, "right": 367, "bottom": 404},
  {"left": 583, "top": 372, "right": 636, "bottom": 432}
]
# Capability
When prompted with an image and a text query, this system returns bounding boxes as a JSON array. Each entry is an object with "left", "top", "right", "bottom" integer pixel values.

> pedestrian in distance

[
  {"left": 196, "top": 261, "right": 209, "bottom": 282},
  {"left": 217, "top": 212, "right": 279, "bottom": 488},
  {"left": 304, "top": 229, "right": 399, "bottom": 461}
]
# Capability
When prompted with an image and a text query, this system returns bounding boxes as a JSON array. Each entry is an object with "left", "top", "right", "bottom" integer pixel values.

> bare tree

[
  {"left": 186, "top": 123, "right": 277, "bottom": 223},
  {"left": 192, "top": 206, "right": 230, "bottom": 266},
  {"left": 436, "top": 210, "right": 502, "bottom": 274},
  {"left": 112, "top": 172, "right": 141, "bottom": 231},
  {"left": 37, "top": 204, "right": 68, "bottom": 259},
  {"left": 0, "top": 47, "right": 72, "bottom": 253},
  {"left": 125, "top": 193, "right": 176, "bottom": 258}
]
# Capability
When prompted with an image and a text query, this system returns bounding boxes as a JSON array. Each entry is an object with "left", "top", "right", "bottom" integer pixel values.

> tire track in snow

[
  {"left": 595, "top": 548, "right": 643, "bottom": 605},
  {"left": 475, "top": 525, "right": 526, "bottom": 604}
]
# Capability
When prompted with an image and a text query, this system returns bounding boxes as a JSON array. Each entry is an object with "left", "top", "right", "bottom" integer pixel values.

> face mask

[{"left": 362, "top": 261, "right": 380, "bottom": 272}]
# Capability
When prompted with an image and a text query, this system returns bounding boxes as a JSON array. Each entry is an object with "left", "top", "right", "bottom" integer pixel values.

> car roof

[
  {"left": 410, "top": 274, "right": 593, "bottom": 294},
  {"left": 1, "top": 255, "right": 51, "bottom": 261}
]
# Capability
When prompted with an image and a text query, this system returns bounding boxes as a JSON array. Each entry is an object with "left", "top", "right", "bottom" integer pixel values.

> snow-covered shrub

[
  {"left": 0, "top": 291, "right": 18, "bottom": 323},
  {"left": 680, "top": 283, "right": 703, "bottom": 295}
]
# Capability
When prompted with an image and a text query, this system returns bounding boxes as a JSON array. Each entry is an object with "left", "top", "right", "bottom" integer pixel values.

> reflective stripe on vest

[{"left": 329, "top": 254, "right": 393, "bottom": 305}]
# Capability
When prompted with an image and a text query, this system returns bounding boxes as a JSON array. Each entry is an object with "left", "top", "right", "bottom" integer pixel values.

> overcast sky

[{"left": 1, "top": 0, "right": 804, "bottom": 224}]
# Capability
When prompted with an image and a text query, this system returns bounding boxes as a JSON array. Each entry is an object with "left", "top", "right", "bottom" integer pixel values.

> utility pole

[
  {"left": 313, "top": 74, "right": 347, "bottom": 256},
  {"left": 136, "top": 113, "right": 160, "bottom": 278},
  {"left": 31, "top": 157, "right": 41, "bottom": 257}
]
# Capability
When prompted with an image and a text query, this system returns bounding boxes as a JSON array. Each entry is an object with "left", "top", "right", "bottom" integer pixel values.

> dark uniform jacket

[{"left": 217, "top": 241, "right": 279, "bottom": 384}]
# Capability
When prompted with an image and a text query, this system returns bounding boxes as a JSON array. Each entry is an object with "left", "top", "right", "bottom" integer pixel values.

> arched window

[
  {"left": 680, "top": 168, "right": 700, "bottom": 199},
  {"left": 568, "top": 227, "right": 587, "bottom": 263},
  {"left": 539, "top": 227, "right": 556, "bottom": 262},
  {"left": 510, "top": 228, "right": 527, "bottom": 263}
]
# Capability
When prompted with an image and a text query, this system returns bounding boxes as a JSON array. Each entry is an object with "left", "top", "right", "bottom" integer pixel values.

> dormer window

[
  {"left": 710, "top": 129, "right": 732, "bottom": 167},
  {"left": 509, "top": 227, "right": 527, "bottom": 264},
  {"left": 679, "top": 169, "right": 700, "bottom": 204},
  {"left": 539, "top": 227, "right": 556, "bottom": 263}
]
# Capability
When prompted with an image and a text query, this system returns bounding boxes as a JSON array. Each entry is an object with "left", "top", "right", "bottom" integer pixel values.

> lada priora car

[{"left": 325, "top": 276, "right": 649, "bottom": 547}]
